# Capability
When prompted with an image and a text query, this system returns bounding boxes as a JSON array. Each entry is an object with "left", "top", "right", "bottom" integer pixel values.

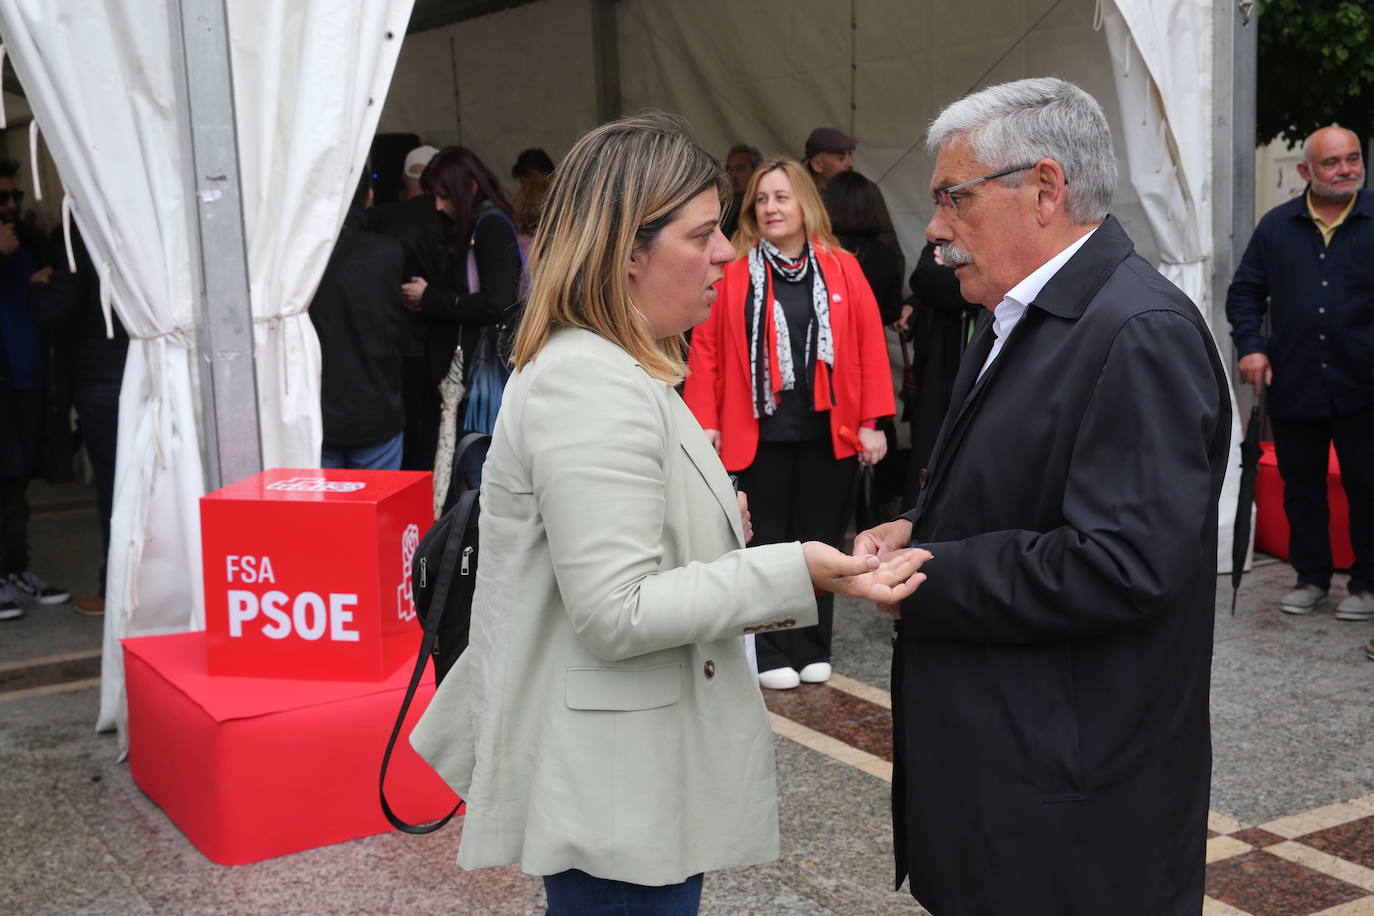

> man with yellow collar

[{"left": 1226, "top": 125, "right": 1374, "bottom": 646}]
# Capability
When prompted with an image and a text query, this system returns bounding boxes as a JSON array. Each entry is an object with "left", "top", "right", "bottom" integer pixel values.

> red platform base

[
  {"left": 124, "top": 631, "right": 459, "bottom": 866},
  {"left": 1254, "top": 442, "right": 1355, "bottom": 568}
]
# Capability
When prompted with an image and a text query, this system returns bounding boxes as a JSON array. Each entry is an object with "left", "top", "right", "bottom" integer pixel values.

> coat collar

[
  {"left": 1026, "top": 215, "right": 1135, "bottom": 321},
  {"left": 1282, "top": 185, "right": 1374, "bottom": 223}
]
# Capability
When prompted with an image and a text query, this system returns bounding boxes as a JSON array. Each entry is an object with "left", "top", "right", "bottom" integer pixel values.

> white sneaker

[
  {"left": 1336, "top": 590, "right": 1374, "bottom": 621},
  {"left": 1279, "top": 584, "right": 1328, "bottom": 615},
  {"left": 0, "top": 583, "right": 22, "bottom": 621},
  {"left": 758, "top": 667, "right": 800, "bottom": 690},
  {"left": 798, "top": 662, "right": 832, "bottom": 684}
]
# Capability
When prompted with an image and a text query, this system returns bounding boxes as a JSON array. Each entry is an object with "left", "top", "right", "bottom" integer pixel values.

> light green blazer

[{"left": 411, "top": 326, "right": 818, "bottom": 886}]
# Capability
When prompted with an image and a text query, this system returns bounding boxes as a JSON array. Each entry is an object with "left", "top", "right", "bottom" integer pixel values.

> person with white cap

[
  {"left": 401, "top": 144, "right": 439, "bottom": 200},
  {"left": 368, "top": 142, "right": 450, "bottom": 470}
]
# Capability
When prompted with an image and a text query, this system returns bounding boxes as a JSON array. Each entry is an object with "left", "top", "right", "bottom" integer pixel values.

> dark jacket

[
  {"left": 367, "top": 193, "right": 452, "bottom": 361},
  {"left": 418, "top": 207, "right": 521, "bottom": 387},
  {"left": 902, "top": 241, "right": 980, "bottom": 506},
  {"left": 29, "top": 227, "right": 129, "bottom": 387},
  {"left": 0, "top": 222, "right": 68, "bottom": 481},
  {"left": 893, "top": 217, "right": 1230, "bottom": 915},
  {"left": 308, "top": 211, "right": 407, "bottom": 449},
  {"left": 838, "top": 231, "right": 904, "bottom": 325},
  {"left": 1225, "top": 188, "right": 1374, "bottom": 418}
]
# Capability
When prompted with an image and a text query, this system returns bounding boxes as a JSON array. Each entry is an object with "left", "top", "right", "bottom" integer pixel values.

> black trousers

[
  {"left": 737, "top": 439, "right": 857, "bottom": 671},
  {"left": 1, "top": 389, "right": 42, "bottom": 577},
  {"left": 74, "top": 381, "right": 121, "bottom": 595},
  {"left": 400, "top": 355, "right": 439, "bottom": 472},
  {"left": 1270, "top": 399, "right": 1374, "bottom": 594}
]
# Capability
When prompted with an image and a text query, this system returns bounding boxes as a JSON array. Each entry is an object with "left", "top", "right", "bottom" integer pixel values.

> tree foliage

[{"left": 1257, "top": 0, "right": 1374, "bottom": 148}]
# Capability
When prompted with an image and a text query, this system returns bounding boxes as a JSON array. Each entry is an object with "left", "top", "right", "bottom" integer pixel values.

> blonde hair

[
  {"left": 511, "top": 113, "right": 730, "bottom": 383},
  {"left": 731, "top": 157, "right": 840, "bottom": 257}
]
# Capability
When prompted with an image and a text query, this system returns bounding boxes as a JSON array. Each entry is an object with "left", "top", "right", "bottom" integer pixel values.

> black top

[
  {"left": 753, "top": 262, "right": 829, "bottom": 442},
  {"left": 1225, "top": 187, "right": 1374, "bottom": 418},
  {"left": 838, "top": 232, "right": 904, "bottom": 324},
  {"left": 417, "top": 207, "right": 522, "bottom": 386},
  {"left": 28, "top": 227, "right": 129, "bottom": 387},
  {"left": 308, "top": 215, "right": 407, "bottom": 448},
  {"left": 366, "top": 193, "right": 453, "bottom": 360}
]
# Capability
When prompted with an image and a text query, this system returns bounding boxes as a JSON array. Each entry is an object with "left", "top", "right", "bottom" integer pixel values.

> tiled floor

[
  {"left": 4, "top": 481, "right": 1373, "bottom": 913},
  {"left": 760, "top": 678, "right": 1374, "bottom": 916}
]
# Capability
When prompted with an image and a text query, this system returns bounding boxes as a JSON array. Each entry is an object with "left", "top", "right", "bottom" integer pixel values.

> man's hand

[
  {"left": 703, "top": 429, "right": 722, "bottom": 455},
  {"left": 857, "top": 426, "right": 887, "bottom": 465},
  {"left": 0, "top": 223, "right": 19, "bottom": 256},
  {"left": 29, "top": 266, "right": 54, "bottom": 285},
  {"left": 401, "top": 276, "right": 428, "bottom": 312},
  {"left": 852, "top": 518, "right": 918, "bottom": 619},
  {"left": 1237, "top": 352, "right": 1271, "bottom": 391},
  {"left": 802, "top": 540, "right": 930, "bottom": 605},
  {"left": 737, "top": 490, "right": 753, "bottom": 544},
  {"left": 853, "top": 518, "right": 914, "bottom": 562}
]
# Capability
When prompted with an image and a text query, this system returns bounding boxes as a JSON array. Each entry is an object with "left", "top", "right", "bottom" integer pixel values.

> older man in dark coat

[{"left": 856, "top": 78, "right": 1231, "bottom": 915}]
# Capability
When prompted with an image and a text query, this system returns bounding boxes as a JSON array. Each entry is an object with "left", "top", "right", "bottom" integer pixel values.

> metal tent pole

[
  {"left": 170, "top": 0, "right": 262, "bottom": 491},
  {"left": 1211, "top": 0, "right": 1258, "bottom": 387}
]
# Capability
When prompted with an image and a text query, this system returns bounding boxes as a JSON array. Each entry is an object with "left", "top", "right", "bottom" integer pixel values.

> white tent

[
  {"left": 0, "top": 0, "right": 1246, "bottom": 739},
  {"left": 381, "top": 0, "right": 1244, "bottom": 562},
  {"left": 0, "top": 0, "right": 413, "bottom": 739}
]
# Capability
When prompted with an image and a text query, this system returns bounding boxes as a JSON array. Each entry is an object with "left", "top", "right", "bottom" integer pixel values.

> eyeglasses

[
  {"left": 931, "top": 163, "right": 1035, "bottom": 213},
  {"left": 0, "top": 190, "right": 23, "bottom": 206}
]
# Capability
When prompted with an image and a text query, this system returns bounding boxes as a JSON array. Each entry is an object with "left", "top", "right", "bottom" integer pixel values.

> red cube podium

[
  {"left": 1254, "top": 442, "right": 1355, "bottom": 568},
  {"left": 124, "top": 631, "right": 460, "bottom": 865},
  {"left": 201, "top": 469, "right": 432, "bottom": 681}
]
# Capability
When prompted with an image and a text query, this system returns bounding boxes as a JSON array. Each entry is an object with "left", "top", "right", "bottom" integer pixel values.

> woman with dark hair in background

[
  {"left": 685, "top": 157, "right": 895, "bottom": 691},
  {"left": 400, "top": 146, "right": 522, "bottom": 485},
  {"left": 823, "top": 170, "right": 904, "bottom": 324}
]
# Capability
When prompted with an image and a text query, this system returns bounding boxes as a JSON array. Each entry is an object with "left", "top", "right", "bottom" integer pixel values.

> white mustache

[{"left": 941, "top": 243, "right": 974, "bottom": 267}]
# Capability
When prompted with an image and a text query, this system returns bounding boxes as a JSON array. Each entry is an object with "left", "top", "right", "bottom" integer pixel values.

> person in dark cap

[
  {"left": 804, "top": 126, "right": 901, "bottom": 256},
  {"left": 511, "top": 147, "right": 554, "bottom": 182}
]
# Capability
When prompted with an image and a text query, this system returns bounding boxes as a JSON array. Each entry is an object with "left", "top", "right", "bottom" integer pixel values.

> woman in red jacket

[{"left": 685, "top": 157, "right": 895, "bottom": 689}]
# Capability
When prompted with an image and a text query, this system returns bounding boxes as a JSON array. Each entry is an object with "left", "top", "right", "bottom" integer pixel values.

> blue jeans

[
  {"left": 320, "top": 433, "right": 404, "bottom": 471},
  {"left": 543, "top": 870, "right": 703, "bottom": 915}
]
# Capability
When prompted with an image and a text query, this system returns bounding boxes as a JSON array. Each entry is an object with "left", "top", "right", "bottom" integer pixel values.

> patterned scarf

[{"left": 747, "top": 238, "right": 834, "bottom": 417}]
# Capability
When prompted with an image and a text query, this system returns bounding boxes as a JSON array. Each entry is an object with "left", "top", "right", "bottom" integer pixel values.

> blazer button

[{"left": 703, "top": 660, "right": 716, "bottom": 679}]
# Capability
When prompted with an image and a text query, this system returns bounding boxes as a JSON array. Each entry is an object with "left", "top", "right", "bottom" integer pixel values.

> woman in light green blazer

[{"left": 410, "top": 113, "right": 929, "bottom": 914}]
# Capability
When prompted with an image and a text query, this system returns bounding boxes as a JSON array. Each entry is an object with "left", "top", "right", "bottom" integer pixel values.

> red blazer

[{"left": 684, "top": 243, "right": 896, "bottom": 472}]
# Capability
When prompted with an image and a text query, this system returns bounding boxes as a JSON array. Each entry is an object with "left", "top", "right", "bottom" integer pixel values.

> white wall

[
  {"left": 378, "top": 0, "right": 1162, "bottom": 267},
  {"left": 377, "top": 0, "right": 597, "bottom": 195}
]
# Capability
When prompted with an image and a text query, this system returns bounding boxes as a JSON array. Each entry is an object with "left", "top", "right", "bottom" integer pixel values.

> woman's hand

[
  {"left": 801, "top": 540, "right": 929, "bottom": 604},
  {"left": 857, "top": 426, "right": 887, "bottom": 465},
  {"left": 704, "top": 429, "right": 722, "bottom": 455},
  {"left": 737, "top": 490, "right": 753, "bottom": 543},
  {"left": 891, "top": 303, "right": 913, "bottom": 334},
  {"left": 401, "top": 276, "right": 428, "bottom": 312}
]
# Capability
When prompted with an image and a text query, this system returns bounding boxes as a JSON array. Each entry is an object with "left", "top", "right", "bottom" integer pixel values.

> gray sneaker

[
  {"left": 0, "top": 582, "right": 23, "bottom": 621},
  {"left": 1279, "top": 584, "right": 1328, "bottom": 615},
  {"left": 1335, "top": 590, "right": 1374, "bottom": 622}
]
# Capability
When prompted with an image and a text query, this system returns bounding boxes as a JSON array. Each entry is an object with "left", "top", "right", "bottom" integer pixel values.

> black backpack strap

[
  {"left": 444, "top": 432, "right": 492, "bottom": 514},
  {"left": 379, "top": 474, "right": 483, "bottom": 833}
]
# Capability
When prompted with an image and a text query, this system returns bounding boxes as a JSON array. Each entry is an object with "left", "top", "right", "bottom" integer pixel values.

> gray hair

[
  {"left": 926, "top": 77, "right": 1116, "bottom": 224},
  {"left": 727, "top": 143, "right": 763, "bottom": 169}
]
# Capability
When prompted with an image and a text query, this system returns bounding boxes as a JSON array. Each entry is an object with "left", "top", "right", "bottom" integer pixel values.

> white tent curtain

[
  {"left": 0, "top": 0, "right": 411, "bottom": 741},
  {"left": 1102, "top": 0, "right": 1247, "bottom": 573},
  {"left": 231, "top": 0, "right": 412, "bottom": 470},
  {"left": 0, "top": 1, "right": 211, "bottom": 737}
]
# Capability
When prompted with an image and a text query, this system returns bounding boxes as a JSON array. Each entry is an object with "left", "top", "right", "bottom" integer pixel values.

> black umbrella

[{"left": 1231, "top": 389, "right": 1266, "bottom": 615}]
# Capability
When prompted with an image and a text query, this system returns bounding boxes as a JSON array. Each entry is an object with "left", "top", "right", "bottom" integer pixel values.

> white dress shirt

[{"left": 977, "top": 228, "right": 1098, "bottom": 379}]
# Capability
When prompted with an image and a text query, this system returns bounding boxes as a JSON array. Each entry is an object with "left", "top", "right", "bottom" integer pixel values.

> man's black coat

[{"left": 894, "top": 217, "right": 1230, "bottom": 915}]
